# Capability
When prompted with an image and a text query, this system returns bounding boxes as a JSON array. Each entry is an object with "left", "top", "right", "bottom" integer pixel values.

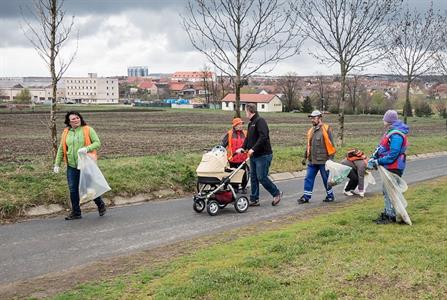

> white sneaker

[
  {"left": 359, "top": 192, "right": 365, "bottom": 197},
  {"left": 343, "top": 190, "right": 354, "bottom": 196}
]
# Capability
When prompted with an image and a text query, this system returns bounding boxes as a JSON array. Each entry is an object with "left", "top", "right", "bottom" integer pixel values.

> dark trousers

[
  {"left": 67, "top": 166, "right": 104, "bottom": 215},
  {"left": 345, "top": 169, "right": 359, "bottom": 191},
  {"left": 303, "top": 163, "right": 334, "bottom": 200},
  {"left": 249, "top": 154, "right": 279, "bottom": 201}
]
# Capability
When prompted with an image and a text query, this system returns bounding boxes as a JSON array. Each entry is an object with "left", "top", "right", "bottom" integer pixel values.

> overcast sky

[{"left": 0, "top": 0, "right": 445, "bottom": 77}]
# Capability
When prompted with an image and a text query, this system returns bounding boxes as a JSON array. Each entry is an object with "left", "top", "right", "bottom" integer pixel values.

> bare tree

[
  {"left": 434, "top": 98, "right": 447, "bottom": 118},
  {"left": 200, "top": 65, "right": 213, "bottom": 106},
  {"left": 346, "top": 75, "right": 359, "bottom": 114},
  {"left": 277, "top": 72, "right": 300, "bottom": 112},
  {"left": 315, "top": 75, "right": 331, "bottom": 111},
  {"left": 357, "top": 85, "right": 371, "bottom": 114},
  {"left": 182, "top": 0, "right": 303, "bottom": 117},
  {"left": 294, "top": 0, "right": 400, "bottom": 145},
  {"left": 383, "top": 2, "right": 447, "bottom": 124},
  {"left": 22, "top": 0, "right": 77, "bottom": 159}
]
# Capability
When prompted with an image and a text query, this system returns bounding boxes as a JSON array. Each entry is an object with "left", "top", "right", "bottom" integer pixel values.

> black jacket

[{"left": 242, "top": 113, "right": 272, "bottom": 157}]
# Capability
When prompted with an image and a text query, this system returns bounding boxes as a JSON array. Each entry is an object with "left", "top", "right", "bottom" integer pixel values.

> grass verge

[
  {"left": 50, "top": 177, "right": 447, "bottom": 299},
  {"left": 1, "top": 135, "right": 446, "bottom": 221}
]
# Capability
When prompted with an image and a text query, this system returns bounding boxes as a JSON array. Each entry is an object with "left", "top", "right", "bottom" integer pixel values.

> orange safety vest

[
  {"left": 306, "top": 123, "right": 336, "bottom": 159},
  {"left": 61, "top": 125, "right": 97, "bottom": 163},
  {"left": 227, "top": 129, "right": 247, "bottom": 163}
]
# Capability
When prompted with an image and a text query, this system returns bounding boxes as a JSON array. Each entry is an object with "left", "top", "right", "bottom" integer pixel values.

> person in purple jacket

[{"left": 367, "top": 110, "right": 409, "bottom": 224}]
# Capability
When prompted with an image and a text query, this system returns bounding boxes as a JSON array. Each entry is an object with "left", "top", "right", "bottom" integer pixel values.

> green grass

[
  {"left": 52, "top": 177, "right": 447, "bottom": 299},
  {"left": 1, "top": 135, "right": 446, "bottom": 220},
  {"left": 0, "top": 153, "right": 199, "bottom": 219}
]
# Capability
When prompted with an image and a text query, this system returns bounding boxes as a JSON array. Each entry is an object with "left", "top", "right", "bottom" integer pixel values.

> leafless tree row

[
  {"left": 22, "top": 0, "right": 447, "bottom": 157},
  {"left": 183, "top": 0, "right": 447, "bottom": 145}
]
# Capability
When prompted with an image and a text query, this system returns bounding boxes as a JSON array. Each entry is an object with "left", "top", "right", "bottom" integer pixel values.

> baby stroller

[{"left": 193, "top": 146, "right": 250, "bottom": 216}]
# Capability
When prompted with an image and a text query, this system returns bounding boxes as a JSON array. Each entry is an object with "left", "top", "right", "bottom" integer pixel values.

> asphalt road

[{"left": 0, "top": 155, "right": 446, "bottom": 285}]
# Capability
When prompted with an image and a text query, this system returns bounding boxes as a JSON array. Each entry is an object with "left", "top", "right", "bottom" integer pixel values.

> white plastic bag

[
  {"left": 351, "top": 170, "right": 376, "bottom": 194},
  {"left": 325, "top": 160, "right": 352, "bottom": 186},
  {"left": 78, "top": 152, "right": 111, "bottom": 203},
  {"left": 378, "top": 166, "right": 411, "bottom": 225},
  {"left": 363, "top": 170, "right": 376, "bottom": 191}
]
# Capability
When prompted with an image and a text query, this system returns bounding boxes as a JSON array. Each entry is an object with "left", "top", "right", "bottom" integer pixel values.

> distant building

[
  {"left": 0, "top": 74, "right": 118, "bottom": 104},
  {"left": 171, "top": 71, "right": 215, "bottom": 82},
  {"left": 221, "top": 93, "right": 283, "bottom": 112},
  {"left": 64, "top": 73, "right": 119, "bottom": 104},
  {"left": 137, "top": 80, "right": 158, "bottom": 95},
  {"left": 127, "top": 66, "right": 149, "bottom": 77},
  {"left": 0, "top": 78, "right": 65, "bottom": 103}
]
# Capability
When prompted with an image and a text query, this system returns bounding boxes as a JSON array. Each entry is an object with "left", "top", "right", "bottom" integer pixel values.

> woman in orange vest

[
  {"left": 297, "top": 110, "right": 336, "bottom": 204},
  {"left": 53, "top": 111, "right": 106, "bottom": 220},
  {"left": 221, "top": 118, "right": 248, "bottom": 168},
  {"left": 221, "top": 117, "right": 249, "bottom": 191}
]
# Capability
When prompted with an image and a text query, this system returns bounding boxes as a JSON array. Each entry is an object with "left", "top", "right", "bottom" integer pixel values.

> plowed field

[{"left": 0, "top": 109, "right": 443, "bottom": 162}]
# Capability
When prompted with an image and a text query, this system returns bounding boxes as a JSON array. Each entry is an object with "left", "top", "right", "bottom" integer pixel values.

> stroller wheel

[
  {"left": 207, "top": 200, "right": 219, "bottom": 216},
  {"left": 234, "top": 196, "right": 249, "bottom": 213},
  {"left": 193, "top": 198, "right": 205, "bottom": 213}
]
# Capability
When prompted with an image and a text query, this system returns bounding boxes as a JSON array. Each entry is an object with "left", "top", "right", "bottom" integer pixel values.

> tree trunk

[
  {"left": 338, "top": 67, "right": 347, "bottom": 146},
  {"left": 235, "top": 75, "right": 241, "bottom": 118},
  {"left": 234, "top": 14, "right": 241, "bottom": 118},
  {"left": 50, "top": 0, "right": 58, "bottom": 160},
  {"left": 404, "top": 79, "right": 411, "bottom": 124}
]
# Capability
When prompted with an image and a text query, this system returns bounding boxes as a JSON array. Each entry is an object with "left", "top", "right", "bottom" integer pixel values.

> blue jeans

[
  {"left": 303, "top": 163, "right": 334, "bottom": 200},
  {"left": 249, "top": 154, "right": 280, "bottom": 202},
  {"left": 67, "top": 166, "right": 104, "bottom": 215},
  {"left": 383, "top": 188, "right": 396, "bottom": 218}
]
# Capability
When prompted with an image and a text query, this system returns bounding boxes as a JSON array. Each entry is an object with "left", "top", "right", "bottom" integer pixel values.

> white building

[
  {"left": 64, "top": 73, "right": 119, "bottom": 104},
  {"left": 221, "top": 93, "right": 283, "bottom": 112},
  {"left": 0, "top": 82, "right": 65, "bottom": 103}
]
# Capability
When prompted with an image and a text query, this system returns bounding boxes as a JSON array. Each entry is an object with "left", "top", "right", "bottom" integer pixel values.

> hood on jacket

[{"left": 390, "top": 120, "right": 409, "bottom": 135}]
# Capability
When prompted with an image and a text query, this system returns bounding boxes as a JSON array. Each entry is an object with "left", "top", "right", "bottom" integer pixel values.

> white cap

[{"left": 308, "top": 110, "right": 322, "bottom": 117}]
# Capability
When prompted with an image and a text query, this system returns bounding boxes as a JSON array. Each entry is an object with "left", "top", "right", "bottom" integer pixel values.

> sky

[{"left": 0, "top": 0, "right": 445, "bottom": 77}]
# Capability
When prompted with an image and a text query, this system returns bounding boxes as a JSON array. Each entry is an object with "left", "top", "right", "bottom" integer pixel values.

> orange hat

[{"left": 232, "top": 118, "right": 244, "bottom": 127}]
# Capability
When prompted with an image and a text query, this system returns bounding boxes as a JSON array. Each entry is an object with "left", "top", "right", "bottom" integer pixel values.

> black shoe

[
  {"left": 374, "top": 213, "right": 396, "bottom": 224},
  {"left": 65, "top": 213, "right": 82, "bottom": 220},
  {"left": 323, "top": 196, "right": 335, "bottom": 202},
  {"left": 249, "top": 200, "right": 260, "bottom": 206},
  {"left": 373, "top": 212, "right": 387, "bottom": 223},
  {"left": 297, "top": 196, "right": 309, "bottom": 204},
  {"left": 98, "top": 204, "right": 106, "bottom": 216}
]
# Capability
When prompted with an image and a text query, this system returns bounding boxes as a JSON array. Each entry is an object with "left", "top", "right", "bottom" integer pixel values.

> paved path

[{"left": 0, "top": 155, "right": 446, "bottom": 285}]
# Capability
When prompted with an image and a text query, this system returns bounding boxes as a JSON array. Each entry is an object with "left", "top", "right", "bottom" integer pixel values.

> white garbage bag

[
  {"left": 325, "top": 160, "right": 352, "bottom": 186},
  {"left": 362, "top": 170, "right": 376, "bottom": 192},
  {"left": 351, "top": 171, "right": 376, "bottom": 194},
  {"left": 78, "top": 152, "right": 111, "bottom": 203},
  {"left": 378, "top": 166, "right": 411, "bottom": 225}
]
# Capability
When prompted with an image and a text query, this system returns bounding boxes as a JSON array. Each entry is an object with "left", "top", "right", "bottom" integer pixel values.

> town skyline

[{"left": 1, "top": 0, "right": 446, "bottom": 77}]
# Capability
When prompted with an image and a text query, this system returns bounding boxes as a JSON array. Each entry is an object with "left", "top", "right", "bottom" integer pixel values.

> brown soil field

[{"left": 0, "top": 109, "right": 443, "bottom": 162}]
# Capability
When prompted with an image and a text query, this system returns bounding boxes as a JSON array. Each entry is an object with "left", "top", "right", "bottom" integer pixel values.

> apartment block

[{"left": 64, "top": 73, "right": 119, "bottom": 104}]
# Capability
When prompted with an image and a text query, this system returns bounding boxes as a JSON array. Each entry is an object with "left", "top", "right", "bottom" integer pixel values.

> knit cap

[{"left": 383, "top": 110, "right": 398, "bottom": 123}]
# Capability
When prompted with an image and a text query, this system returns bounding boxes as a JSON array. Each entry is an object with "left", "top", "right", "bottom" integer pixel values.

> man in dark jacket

[{"left": 235, "top": 103, "right": 282, "bottom": 206}]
